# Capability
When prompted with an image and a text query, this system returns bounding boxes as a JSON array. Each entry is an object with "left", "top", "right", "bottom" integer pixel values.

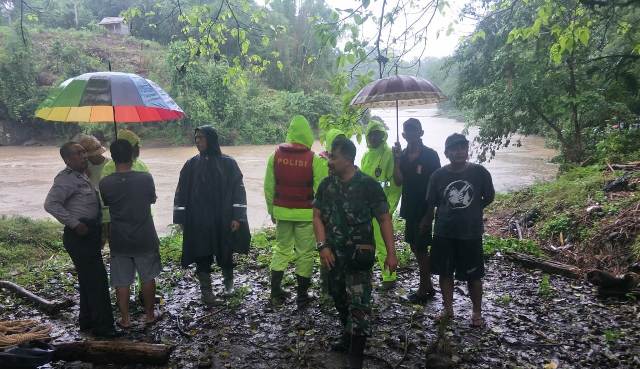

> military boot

[
  {"left": 270, "top": 270, "right": 290, "bottom": 305},
  {"left": 346, "top": 335, "right": 367, "bottom": 369},
  {"left": 296, "top": 275, "right": 313, "bottom": 309},
  {"left": 196, "top": 272, "right": 223, "bottom": 306},
  {"left": 222, "top": 267, "right": 234, "bottom": 296}
]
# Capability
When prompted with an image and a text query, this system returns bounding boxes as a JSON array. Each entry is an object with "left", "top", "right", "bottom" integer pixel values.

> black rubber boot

[
  {"left": 196, "top": 272, "right": 223, "bottom": 306},
  {"left": 347, "top": 335, "right": 366, "bottom": 369},
  {"left": 270, "top": 270, "right": 289, "bottom": 305},
  {"left": 296, "top": 275, "right": 312, "bottom": 309},
  {"left": 222, "top": 267, "right": 234, "bottom": 295}
]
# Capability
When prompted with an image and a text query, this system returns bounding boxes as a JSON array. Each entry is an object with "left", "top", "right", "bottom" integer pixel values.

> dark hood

[{"left": 195, "top": 125, "right": 222, "bottom": 156}]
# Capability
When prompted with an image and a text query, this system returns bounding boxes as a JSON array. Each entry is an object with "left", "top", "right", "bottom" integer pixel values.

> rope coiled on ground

[{"left": 0, "top": 320, "right": 52, "bottom": 348}]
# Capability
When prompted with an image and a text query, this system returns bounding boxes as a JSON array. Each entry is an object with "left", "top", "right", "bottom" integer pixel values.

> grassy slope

[{"left": 485, "top": 165, "right": 640, "bottom": 272}]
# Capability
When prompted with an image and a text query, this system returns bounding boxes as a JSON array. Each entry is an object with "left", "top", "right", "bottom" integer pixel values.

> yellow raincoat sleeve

[
  {"left": 384, "top": 150, "right": 401, "bottom": 214},
  {"left": 312, "top": 155, "right": 324, "bottom": 193},
  {"left": 264, "top": 153, "right": 276, "bottom": 216}
]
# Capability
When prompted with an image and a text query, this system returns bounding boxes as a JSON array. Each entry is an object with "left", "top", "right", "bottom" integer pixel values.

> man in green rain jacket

[
  {"left": 360, "top": 119, "right": 401, "bottom": 288},
  {"left": 264, "top": 115, "right": 324, "bottom": 307}
]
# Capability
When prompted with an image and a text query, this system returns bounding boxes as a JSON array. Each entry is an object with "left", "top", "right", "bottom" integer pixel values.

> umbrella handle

[
  {"left": 112, "top": 106, "right": 117, "bottom": 141},
  {"left": 396, "top": 99, "right": 399, "bottom": 143}
]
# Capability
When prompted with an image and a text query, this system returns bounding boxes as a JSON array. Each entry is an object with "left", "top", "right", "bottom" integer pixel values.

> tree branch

[
  {"left": 375, "top": 0, "right": 388, "bottom": 79},
  {"left": 527, "top": 99, "right": 566, "bottom": 144}
]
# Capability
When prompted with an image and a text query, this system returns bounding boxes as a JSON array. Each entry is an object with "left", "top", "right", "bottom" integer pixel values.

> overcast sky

[{"left": 323, "top": 0, "right": 477, "bottom": 58}]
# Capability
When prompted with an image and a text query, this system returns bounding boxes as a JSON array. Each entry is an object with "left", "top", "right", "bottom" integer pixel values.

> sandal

[{"left": 116, "top": 318, "right": 131, "bottom": 330}]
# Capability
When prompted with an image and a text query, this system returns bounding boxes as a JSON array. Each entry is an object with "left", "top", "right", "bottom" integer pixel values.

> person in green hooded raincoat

[
  {"left": 360, "top": 119, "right": 401, "bottom": 288},
  {"left": 264, "top": 115, "right": 325, "bottom": 307},
  {"left": 318, "top": 128, "right": 347, "bottom": 179}
]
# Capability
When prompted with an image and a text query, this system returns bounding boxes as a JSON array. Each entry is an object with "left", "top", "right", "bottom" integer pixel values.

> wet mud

[{"left": 2, "top": 247, "right": 639, "bottom": 369}]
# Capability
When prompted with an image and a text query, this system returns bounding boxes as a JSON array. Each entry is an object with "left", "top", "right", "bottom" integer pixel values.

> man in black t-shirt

[
  {"left": 421, "top": 133, "right": 495, "bottom": 327},
  {"left": 100, "top": 140, "right": 162, "bottom": 328},
  {"left": 392, "top": 118, "right": 441, "bottom": 304}
]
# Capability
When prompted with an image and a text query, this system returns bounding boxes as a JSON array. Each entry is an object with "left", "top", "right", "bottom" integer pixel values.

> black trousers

[{"left": 63, "top": 222, "right": 114, "bottom": 333}]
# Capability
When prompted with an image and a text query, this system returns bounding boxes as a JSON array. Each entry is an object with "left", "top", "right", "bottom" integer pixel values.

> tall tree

[{"left": 453, "top": 0, "right": 640, "bottom": 162}]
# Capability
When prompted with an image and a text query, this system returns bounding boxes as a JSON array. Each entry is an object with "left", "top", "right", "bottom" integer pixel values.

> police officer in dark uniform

[{"left": 45, "top": 142, "right": 117, "bottom": 337}]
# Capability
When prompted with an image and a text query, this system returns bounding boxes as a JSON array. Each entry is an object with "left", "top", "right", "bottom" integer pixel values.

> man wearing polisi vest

[
  {"left": 360, "top": 118, "right": 401, "bottom": 289},
  {"left": 264, "top": 115, "right": 325, "bottom": 308}
]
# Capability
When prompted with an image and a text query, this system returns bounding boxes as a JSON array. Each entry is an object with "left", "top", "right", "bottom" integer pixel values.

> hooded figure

[
  {"left": 360, "top": 119, "right": 401, "bottom": 287},
  {"left": 174, "top": 126, "right": 250, "bottom": 305},
  {"left": 318, "top": 128, "right": 347, "bottom": 179},
  {"left": 264, "top": 115, "right": 324, "bottom": 307}
]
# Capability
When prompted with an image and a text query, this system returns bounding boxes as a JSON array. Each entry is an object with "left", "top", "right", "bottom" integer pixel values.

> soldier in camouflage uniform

[{"left": 313, "top": 137, "right": 398, "bottom": 369}]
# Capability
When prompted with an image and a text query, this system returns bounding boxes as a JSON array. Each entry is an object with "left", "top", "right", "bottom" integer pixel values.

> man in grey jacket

[{"left": 44, "top": 142, "right": 118, "bottom": 338}]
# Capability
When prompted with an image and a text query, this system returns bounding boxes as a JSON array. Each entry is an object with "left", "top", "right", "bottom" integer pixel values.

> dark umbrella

[{"left": 350, "top": 74, "right": 447, "bottom": 142}]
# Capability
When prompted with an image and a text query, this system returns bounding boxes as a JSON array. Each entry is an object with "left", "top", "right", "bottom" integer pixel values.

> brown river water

[{"left": 0, "top": 107, "right": 557, "bottom": 234}]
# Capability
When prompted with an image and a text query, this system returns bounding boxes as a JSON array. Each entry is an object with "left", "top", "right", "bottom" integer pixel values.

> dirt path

[{"left": 2, "top": 250, "right": 638, "bottom": 369}]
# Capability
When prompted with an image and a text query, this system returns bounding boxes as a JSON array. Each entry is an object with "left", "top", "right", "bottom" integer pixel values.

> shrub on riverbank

[{"left": 486, "top": 165, "right": 640, "bottom": 272}]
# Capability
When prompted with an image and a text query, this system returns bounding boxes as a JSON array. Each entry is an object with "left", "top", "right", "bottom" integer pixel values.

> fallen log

[
  {"left": 504, "top": 252, "right": 581, "bottom": 279},
  {"left": 53, "top": 340, "right": 173, "bottom": 365},
  {"left": 610, "top": 162, "right": 640, "bottom": 171},
  {"left": 0, "top": 280, "right": 73, "bottom": 314},
  {"left": 586, "top": 270, "right": 640, "bottom": 297}
]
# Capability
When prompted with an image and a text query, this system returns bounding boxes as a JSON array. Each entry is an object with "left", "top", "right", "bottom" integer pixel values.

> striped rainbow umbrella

[{"left": 35, "top": 72, "right": 185, "bottom": 138}]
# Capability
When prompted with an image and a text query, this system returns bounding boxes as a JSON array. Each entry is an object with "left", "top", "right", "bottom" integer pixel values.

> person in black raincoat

[{"left": 173, "top": 126, "right": 250, "bottom": 305}]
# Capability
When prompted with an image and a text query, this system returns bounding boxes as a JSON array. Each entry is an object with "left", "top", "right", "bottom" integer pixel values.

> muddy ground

[{"left": 1, "top": 246, "right": 639, "bottom": 369}]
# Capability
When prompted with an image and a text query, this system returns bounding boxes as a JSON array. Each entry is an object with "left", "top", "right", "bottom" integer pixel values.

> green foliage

[
  {"left": 604, "top": 329, "right": 622, "bottom": 344},
  {"left": 538, "top": 274, "right": 555, "bottom": 299},
  {"left": 0, "top": 216, "right": 63, "bottom": 250},
  {"left": 318, "top": 73, "right": 373, "bottom": 144},
  {"left": 396, "top": 243, "right": 413, "bottom": 269},
  {"left": 454, "top": 0, "right": 640, "bottom": 163},
  {"left": 0, "top": 216, "right": 70, "bottom": 288},
  {"left": 538, "top": 215, "right": 572, "bottom": 240},
  {"left": 594, "top": 129, "right": 640, "bottom": 164},
  {"left": 0, "top": 36, "right": 42, "bottom": 123},
  {"left": 250, "top": 228, "right": 276, "bottom": 269},
  {"left": 170, "top": 49, "right": 339, "bottom": 144},
  {"left": 227, "top": 285, "right": 251, "bottom": 309},
  {"left": 483, "top": 235, "right": 543, "bottom": 257},
  {"left": 49, "top": 40, "right": 103, "bottom": 76},
  {"left": 496, "top": 293, "right": 513, "bottom": 305},
  {"left": 159, "top": 228, "right": 183, "bottom": 264}
]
